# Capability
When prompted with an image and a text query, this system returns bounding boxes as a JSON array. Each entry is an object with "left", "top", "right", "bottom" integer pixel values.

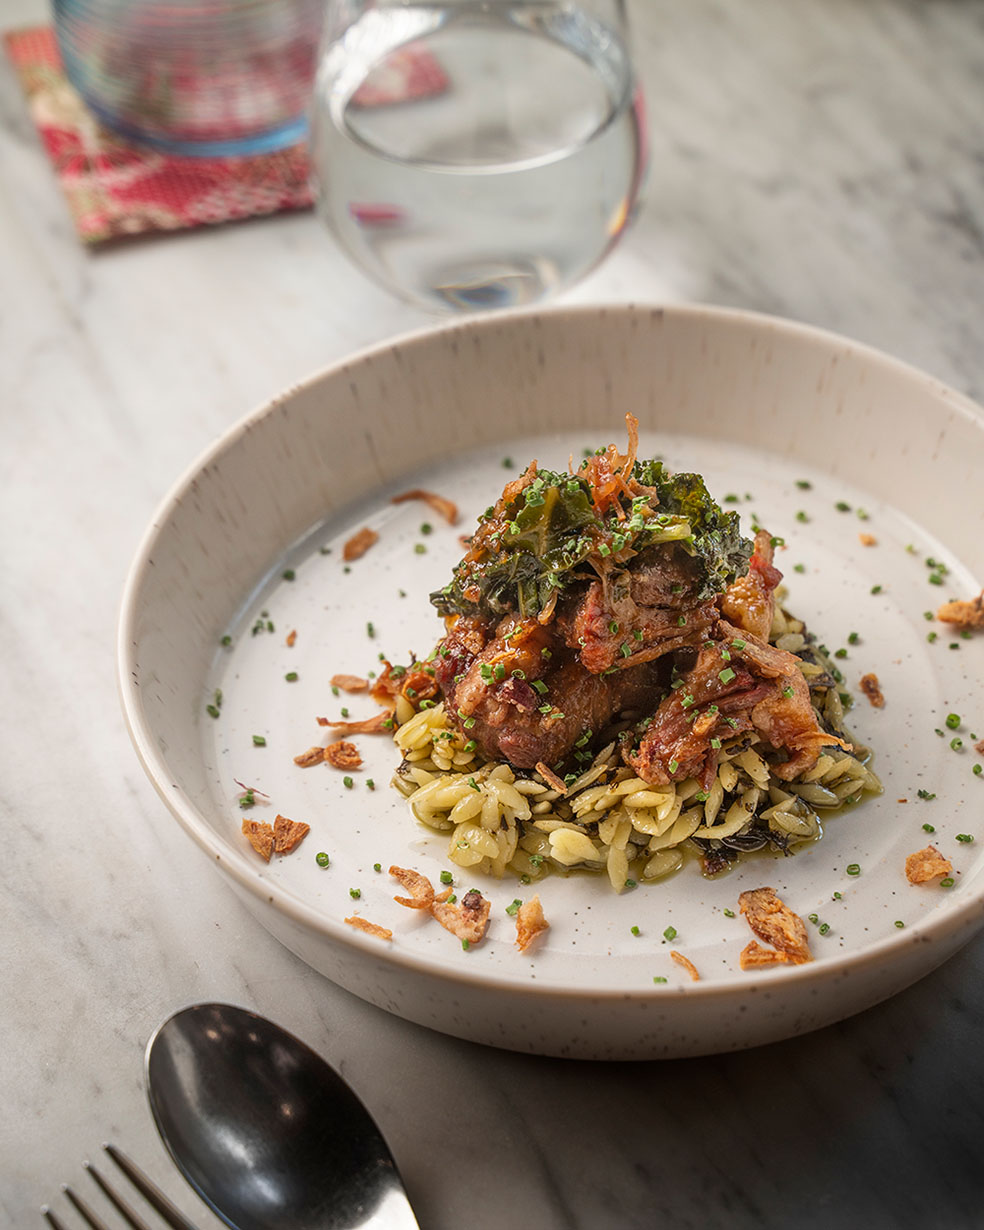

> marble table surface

[{"left": 3, "top": 0, "right": 984, "bottom": 1226}]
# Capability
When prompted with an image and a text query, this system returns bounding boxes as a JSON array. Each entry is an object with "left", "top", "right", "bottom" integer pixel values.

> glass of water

[{"left": 309, "top": 0, "right": 647, "bottom": 311}]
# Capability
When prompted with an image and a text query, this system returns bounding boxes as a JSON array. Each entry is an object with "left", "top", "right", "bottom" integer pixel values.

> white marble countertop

[{"left": 3, "top": 0, "right": 984, "bottom": 1225}]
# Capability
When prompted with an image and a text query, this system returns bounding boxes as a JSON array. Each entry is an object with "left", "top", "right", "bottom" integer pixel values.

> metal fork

[{"left": 41, "top": 1144, "right": 199, "bottom": 1230}]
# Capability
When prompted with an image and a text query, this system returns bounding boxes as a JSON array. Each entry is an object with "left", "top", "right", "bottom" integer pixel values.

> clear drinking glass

[
  {"left": 309, "top": 0, "right": 647, "bottom": 311},
  {"left": 53, "top": 0, "right": 323, "bottom": 156}
]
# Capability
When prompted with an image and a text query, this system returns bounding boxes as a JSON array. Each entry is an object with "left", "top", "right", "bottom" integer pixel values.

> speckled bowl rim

[{"left": 118, "top": 301, "right": 984, "bottom": 1004}]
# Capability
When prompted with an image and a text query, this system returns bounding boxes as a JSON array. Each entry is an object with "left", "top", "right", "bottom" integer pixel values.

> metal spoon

[{"left": 145, "top": 1003, "right": 419, "bottom": 1230}]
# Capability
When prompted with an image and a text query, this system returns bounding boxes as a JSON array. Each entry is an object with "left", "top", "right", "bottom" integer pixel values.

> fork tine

[
  {"left": 40, "top": 1207, "right": 71, "bottom": 1230},
  {"left": 63, "top": 1185, "right": 112, "bottom": 1230},
  {"left": 84, "top": 1161, "right": 155, "bottom": 1230},
  {"left": 104, "top": 1144, "right": 200, "bottom": 1230}
]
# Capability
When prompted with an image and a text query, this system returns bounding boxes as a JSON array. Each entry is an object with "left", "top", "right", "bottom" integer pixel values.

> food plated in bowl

[
  {"left": 118, "top": 304, "right": 984, "bottom": 1059},
  {"left": 387, "top": 415, "right": 881, "bottom": 899}
]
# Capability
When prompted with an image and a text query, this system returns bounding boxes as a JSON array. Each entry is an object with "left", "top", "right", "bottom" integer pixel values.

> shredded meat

[
  {"left": 626, "top": 620, "right": 848, "bottom": 786},
  {"left": 738, "top": 887, "right": 811, "bottom": 964},
  {"left": 859, "top": 673, "right": 885, "bottom": 708},
  {"left": 342, "top": 526, "right": 379, "bottom": 561},
  {"left": 444, "top": 649, "right": 662, "bottom": 769},
  {"left": 556, "top": 545, "right": 718, "bottom": 675},
  {"left": 720, "top": 531, "right": 782, "bottom": 641},
  {"left": 936, "top": 592, "right": 984, "bottom": 630},
  {"left": 905, "top": 845, "right": 952, "bottom": 884}
]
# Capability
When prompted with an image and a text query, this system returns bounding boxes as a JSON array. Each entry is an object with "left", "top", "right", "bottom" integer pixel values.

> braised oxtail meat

[
  {"left": 427, "top": 414, "right": 762, "bottom": 767},
  {"left": 555, "top": 543, "right": 720, "bottom": 674},
  {"left": 720, "top": 530, "right": 783, "bottom": 640},
  {"left": 627, "top": 618, "right": 851, "bottom": 787}
]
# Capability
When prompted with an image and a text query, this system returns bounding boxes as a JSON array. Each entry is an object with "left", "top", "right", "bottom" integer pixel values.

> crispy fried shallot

[
  {"left": 738, "top": 887, "right": 812, "bottom": 964},
  {"left": 343, "top": 526, "right": 379, "bottom": 561},
  {"left": 388, "top": 866, "right": 486, "bottom": 943},
  {"left": 535, "top": 762, "right": 568, "bottom": 794},
  {"left": 905, "top": 845, "right": 953, "bottom": 885},
  {"left": 858, "top": 533, "right": 877, "bottom": 547},
  {"left": 859, "top": 673, "right": 885, "bottom": 708},
  {"left": 286, "top": 629, "right": 297, "bottom": 647},
  {"left": 331, "top": 673, "right": 369, "bottom": 692},
  {"left": 739, "top": 940, "right": 790, "bottom": 969},
  {"left": 515, "top": 896, "right": 549, "bottom": 952},
  {"left": 344, "top": 916, "right": 393, "bottom": 941},
  {"left": 293, "top": 746, "right": 326, "bottom": 768},
  {"left": 390, "top": 865, "right": 437, "bottom": 909},
  {"left": 273, "top": 813, "right": 310, "bottom": 854},
  {"left": 323, "top": 740, "right": 362, "bottom": 770},
  {"left": 317, "top": 712, "right": 392, "bottom": 735},
  {"left": 391, "top": 488, "right": 459, "bottom": 525},
  {"left": 936, "top": 591, "right": 984, "bottom": 630},
  {"left": 242, "top": 819, "right": 274, "bottom": 861},
  {"left": 242, "top": 814, "right": 309, "bottom": 860},
  {"left": 431, "top": 889, "right": 491, "bottom": 945},
  {"left": 670, "top": 950, "right": 700, "bottom": 981}
]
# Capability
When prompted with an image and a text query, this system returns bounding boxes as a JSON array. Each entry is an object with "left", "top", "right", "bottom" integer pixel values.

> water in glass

[{"left": 310, "top": 1, "right": 646, "bottom": 311}]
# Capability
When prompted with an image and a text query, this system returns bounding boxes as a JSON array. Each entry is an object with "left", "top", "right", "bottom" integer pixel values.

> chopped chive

[
  {"left": 315, "top": 851, "right": 330, "bottom": 868},
  {"left": 956, "top": 834, "right": 974, "bottom": 843},
  {"left": 252, "top": 735, "right": 266, "bottom": 746},
  {"left": 220, "top": 634, "right": 232, "bottom": 647},
  {"left": 285, "top": 671, "right": 298, "bottom": 682},
  {"left": 818, "top": 922, "right": 830, "bottom": 935},
  {"left": 718, "top": 667, "right": 736, "bottom": 684},
  {"left": 420, "top": 522, "right": 433, "bottom": 535},
  {"left": 940, "top": 877, "right": 955, "bottom": 888},
  {"left": 373, "top": 862, "right": 381, "bottom": 872},
  {"left": 349, "top": 887, "right": 361, "bottom": 899},
  {"left": 506, "top": 899, "right": 522, "bottom": 916},
  {"left": 835, "top": 501, "right": 851, "bottom": 512},
  {"left": 846, "top": 863, "right": 861, "bottom": 876},
  {"left": 723, "top": 908, "right": 735, "bottom": 918},
  {"left": 870, "top": 584, "right": 882, "bottom": 595},
  {"left": 653, "top": 976, "right": 668, "bottom": 984},
  {"left": 663, "top": 925, "right": 677, "bottom": 941},
  {"left": 282, "top": 568, "right": 296, "bottom": 581},
  {"left": 414, "top": 543, "right": 427, "bottom": 554},
  {"left": 205, "top": 704, "right": 220, "bottom": 719},
  {"left": 946, "top": 713, "right": 961, "bottom": 729},
  {"left": 951, "top": 738, "right": 963, "bottom": 751},
  {"left": 630, "top": 925, "right": 641, "bottom": 936},
  {"left": 366, "top": 779, "right": 375, "bottom": 790}
]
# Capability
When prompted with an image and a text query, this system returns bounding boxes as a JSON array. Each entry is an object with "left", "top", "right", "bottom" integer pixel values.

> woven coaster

[{"left": 2, "top": 26, "right": 446, "bottom": 245}]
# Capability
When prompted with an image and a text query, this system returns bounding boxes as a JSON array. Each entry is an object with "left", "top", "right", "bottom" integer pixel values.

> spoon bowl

[{"left": 146, "top": 1003, "right": 418, "bottom": 1229}]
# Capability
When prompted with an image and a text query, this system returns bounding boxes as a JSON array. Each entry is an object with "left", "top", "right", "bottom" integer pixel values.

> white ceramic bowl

[{"left": 118, "top": 304, "right": 984, "bottom": 1059}]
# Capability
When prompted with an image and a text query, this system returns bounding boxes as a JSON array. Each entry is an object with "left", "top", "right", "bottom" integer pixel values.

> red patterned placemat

[{"left": 2, "top": 26, "right": 446, "bottom": 245}]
